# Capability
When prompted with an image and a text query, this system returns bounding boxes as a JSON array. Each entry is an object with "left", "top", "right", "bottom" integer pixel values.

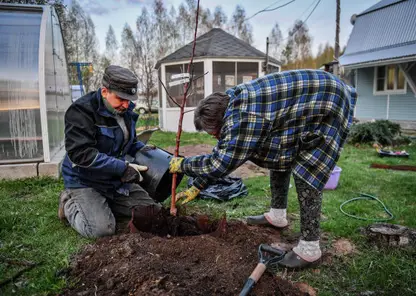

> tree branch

[
  {"left": 158, "top": 76, "right": 180, "bottom": 108},
  {"left": 193, "top": 71, "right": 209, "bottom": 82},
  {"left": 183, "top": 108, "right": 196, "bottom": 114}
]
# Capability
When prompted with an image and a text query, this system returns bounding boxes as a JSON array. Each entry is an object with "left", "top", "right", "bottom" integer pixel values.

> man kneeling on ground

[{"left": 59, "top": 65, "right": 160, "bottom": 238}]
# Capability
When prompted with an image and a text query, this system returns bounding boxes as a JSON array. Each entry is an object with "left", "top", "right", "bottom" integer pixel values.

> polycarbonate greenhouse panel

[{"left": 0, "top": 9, "right": 43, "bottom": 162}]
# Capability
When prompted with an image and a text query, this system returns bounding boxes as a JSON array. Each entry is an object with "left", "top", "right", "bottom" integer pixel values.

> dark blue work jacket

[{"left": 61, "top": 89, "right": 144, "bottom": 195}]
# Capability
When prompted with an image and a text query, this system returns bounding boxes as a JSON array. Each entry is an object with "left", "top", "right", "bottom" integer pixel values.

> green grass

[
  {"left": 148, "top": 130, "right": 217, "bottom": 148},
  {"left": 0, "top": 134, "right": 415, "bottom": 295},
  {"left": 136, "top": 114, "right": 159, "bottom": 128},
  {"left": 0, "top": 178, "right": 91, "bottom": 295}
]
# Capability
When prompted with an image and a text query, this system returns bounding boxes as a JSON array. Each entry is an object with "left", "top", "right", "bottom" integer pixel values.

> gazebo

[
  {"left": 0, "top": 3, "right": 71, "bottom": 178},
  {"left": 155, "top": 28, "right": 281, "bottom": 132}
]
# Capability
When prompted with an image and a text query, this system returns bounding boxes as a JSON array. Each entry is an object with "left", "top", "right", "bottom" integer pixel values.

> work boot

[
  {"left": 246, "top": 214, "right": 288, "bottom": 228},
  {"left": 246, "top": 214, "right": 270, "bottom": 225},
  {"left": 278, "top": 240, "right": 322, "bottom": 270},
  {"left": 277, "top": 251, "right": 321, "bottom": 270},
  {"left": 58, "top": 190, "right": 71, "bottom": 222}
]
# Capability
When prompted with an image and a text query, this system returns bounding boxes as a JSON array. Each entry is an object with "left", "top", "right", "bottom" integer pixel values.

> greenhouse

[{"left": 0, "top": 3, "right": 71, "bottom": 178}]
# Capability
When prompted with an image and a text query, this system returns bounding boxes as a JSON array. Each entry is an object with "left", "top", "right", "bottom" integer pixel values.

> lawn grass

[
  {"left": 148, "top": 130, "right": 217, "bottom": 147},
  {"left": 0, "top": 178, "right": 91, "bottom": 295},
  {"left": 0, "top": 133, "right": 415, "bottom": 295},
  {"left": 135, "top": 113, "right": 159, "bottom": 128}
]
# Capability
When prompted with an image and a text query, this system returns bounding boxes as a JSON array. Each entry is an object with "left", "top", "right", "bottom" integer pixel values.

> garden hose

[{"left": 339, "top": 193, "right": 394, "bottom": 221}]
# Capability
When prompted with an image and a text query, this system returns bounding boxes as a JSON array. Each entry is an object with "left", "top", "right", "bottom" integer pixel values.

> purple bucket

[{"left": 324, "top": 166, "right": 342, "bottom": 190}]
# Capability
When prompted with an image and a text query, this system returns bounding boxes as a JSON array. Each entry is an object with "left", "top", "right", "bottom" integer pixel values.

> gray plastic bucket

[{"left": 133, "top": 147, "right": 184, "bottom": 202}]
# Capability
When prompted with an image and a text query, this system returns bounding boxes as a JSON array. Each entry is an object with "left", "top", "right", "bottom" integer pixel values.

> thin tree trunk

[{"left": 170, "top": 0, "right": 200, "bottom": 216}]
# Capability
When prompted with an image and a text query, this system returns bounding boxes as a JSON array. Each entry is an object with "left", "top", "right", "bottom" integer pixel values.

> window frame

[
  {"left": 373, "top": 65, "right": 407, "bottom": 95},
  {"left": 212, "top": 61, "right": 260, "bottom": 93}
]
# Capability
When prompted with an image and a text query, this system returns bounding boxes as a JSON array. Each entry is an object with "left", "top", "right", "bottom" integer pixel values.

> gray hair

[{"left": 194, "top": 92, "right": 230, "bottom": 133}]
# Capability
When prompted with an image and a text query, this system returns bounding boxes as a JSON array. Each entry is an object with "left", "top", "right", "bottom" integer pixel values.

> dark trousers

[
  {"left": 270, "top": 170, "right": 322, "bottom": 241},
  {"left": 62, "top": 184, "right": 160, "bottom": 238}
]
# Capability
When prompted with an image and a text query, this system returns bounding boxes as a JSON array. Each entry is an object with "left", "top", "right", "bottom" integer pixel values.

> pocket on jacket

[
  {"left": 299, "top": 132, "right": 324, "bottom": 151},
  {"left": 96, "top": 126, "right": 116, "bottom": 154}
]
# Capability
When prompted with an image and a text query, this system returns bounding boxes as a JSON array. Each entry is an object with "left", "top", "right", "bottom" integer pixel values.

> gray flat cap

[{"left": 102, "top": 65, "right": 138, "bottom": 101}]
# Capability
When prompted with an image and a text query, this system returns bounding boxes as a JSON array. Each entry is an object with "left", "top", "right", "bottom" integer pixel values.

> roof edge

[
  {"left": 155, "top": 55, "right": 281, "bottom": 69},
  {"left": 343, "top": 40, "right": 416, "bottom": 58},
  {"left": 357, "top": 0, "right": 406, "bottom": 16},
  {"left": 341, "top": 54, "right": 416, "bottom": 69},
  {"left": 0, "top": 3, "right": 46, "bottom": 10}
]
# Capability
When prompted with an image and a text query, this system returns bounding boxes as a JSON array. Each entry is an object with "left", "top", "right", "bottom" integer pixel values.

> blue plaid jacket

[{"left": 182, "top": 70, "right": 357, "bottom": 191}]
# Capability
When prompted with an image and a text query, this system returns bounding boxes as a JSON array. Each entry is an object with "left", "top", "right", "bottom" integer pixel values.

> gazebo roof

[{"left": 155, "top": 28, "right": 281, "bottom": 68}]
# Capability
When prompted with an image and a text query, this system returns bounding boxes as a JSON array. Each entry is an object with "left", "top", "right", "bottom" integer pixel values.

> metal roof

[
  {"left": 155, "top": 28, "right": 281, "bottom": 69},
  {"left": 358, "top": 0, "right": 405, "bottom": 15},
  {"left": 340, "top": 0, "right": 416, "bottom": 67}
]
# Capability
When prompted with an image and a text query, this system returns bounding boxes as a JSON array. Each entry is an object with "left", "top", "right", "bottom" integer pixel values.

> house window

[{"left": 375, "top": 65, "right": 406, "bottom": 94}]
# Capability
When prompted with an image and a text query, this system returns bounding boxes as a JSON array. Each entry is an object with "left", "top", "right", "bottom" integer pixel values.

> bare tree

[
  {"left": 125, "top": 7, "right": 157, "bottom": 115},
  {"left": 230, "top": 5, "right": 253, "bottom": 44},
  {"left": 168, "top": 5, "right": 181, "bottom": 50},
  {"left": 282, "top": 20, "right": 313, "bottom": 69},
  {"left": 212, "top": 6, "right": 227, "bottom": 28},
  {"left": 153, "top": 0, "right": 170, "bottom": 60},
  {"left": 268, "top": 22, "right": 283, "bottom": 60},
  {"left": 62, "top": 0, "right": 100, "bottom": 91},
  {"left": 105, "top": 25, "right": 119, "bottom": 65},
  {"left": 198, "top": 7, "right": 213, "bottom": 35},
  {"left": 176, "top": 2, "right": 193, "bottom": 45},
  {"left": 120, "top": 24, "right": 137, "bottom": 71}
]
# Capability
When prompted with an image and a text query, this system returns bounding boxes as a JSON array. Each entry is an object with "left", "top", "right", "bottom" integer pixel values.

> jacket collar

[{"left": 96, "top": 88, "right": 136, "bottom": 118}]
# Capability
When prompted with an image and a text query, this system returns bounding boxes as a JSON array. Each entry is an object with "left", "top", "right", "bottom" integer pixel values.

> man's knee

[
  {"left": 73, "top": 218, "right": 116, "bottom": 238},
  {"left": 86, "top": 223, "right": 116, "bottom": 238},
  {"left": 63, "top": 188, "right": 116, "bottom": 238}
]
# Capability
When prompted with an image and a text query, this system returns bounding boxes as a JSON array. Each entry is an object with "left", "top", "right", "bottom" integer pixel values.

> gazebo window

[
  {"left": 237, "top": 62, "right": 258, "bottom": 84},
  {"left": 213, "top": 61, "right": 258, "bottom": 92},
  {"left": 165, "top": 62, "right": 204, "bottom": 107},
  {"left": 213, "top": 62, "right": 235, "bottom": 92}
]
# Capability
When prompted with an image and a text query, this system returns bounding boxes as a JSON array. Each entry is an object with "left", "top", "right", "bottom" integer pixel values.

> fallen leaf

[
  {"left": 332, "top": 238, "right": 356, "bottom": 256},
  {"left": 294, "top": 282, "right": 317, "bottom": 296}
]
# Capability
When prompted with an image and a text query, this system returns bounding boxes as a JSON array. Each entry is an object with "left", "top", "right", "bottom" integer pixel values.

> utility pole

[
  {"left": 264, "top": 37, "right": 270, "bottom": 74},
  {"left": 333, "top": 0, "right": 341, "bottom": 77}
]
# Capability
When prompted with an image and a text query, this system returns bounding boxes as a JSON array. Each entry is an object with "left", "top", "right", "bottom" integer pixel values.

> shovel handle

[{"left": 239, "top": 263, "right": 267, "bottom": 296}]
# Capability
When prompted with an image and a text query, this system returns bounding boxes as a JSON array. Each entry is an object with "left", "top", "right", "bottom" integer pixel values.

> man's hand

[
  {"left": 175, "top": 186, "right": 200, "bottom": 204},
  {"left": 169, "top": 157, "right": 184, "bottom": 173},
  {"left": 121, "top": 163, "right": 148, "bottom": 183}
]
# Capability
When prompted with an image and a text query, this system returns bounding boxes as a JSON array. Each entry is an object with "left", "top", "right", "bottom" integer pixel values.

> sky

[{"left": 65, "top": 0, "right": 381, "bottom": 57}]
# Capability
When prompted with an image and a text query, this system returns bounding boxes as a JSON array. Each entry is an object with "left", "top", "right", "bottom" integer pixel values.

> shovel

[{"left": 239, "top": 244, "right": 286, "bottom": 296}]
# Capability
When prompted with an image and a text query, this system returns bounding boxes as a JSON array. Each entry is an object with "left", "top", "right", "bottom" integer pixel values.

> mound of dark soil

[{"left": 61, "top": 219, "right": 306, "bottom": 296}]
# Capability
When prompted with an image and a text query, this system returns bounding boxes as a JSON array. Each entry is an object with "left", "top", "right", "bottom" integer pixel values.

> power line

[
  {"left": 225, "top": 0, "right": 297, "bottom": 32},
  {"left": 302, "top": 0, "right": 322, "bottom": 26},
  {"left": 245, "top": 0, "right": 296, "bottom": 22},
  {"left": 270, "top": 0, "right": 322, "bottom": 44},
  {"left": 298, "top": 0, "right": 321, "bottom": 20}
]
